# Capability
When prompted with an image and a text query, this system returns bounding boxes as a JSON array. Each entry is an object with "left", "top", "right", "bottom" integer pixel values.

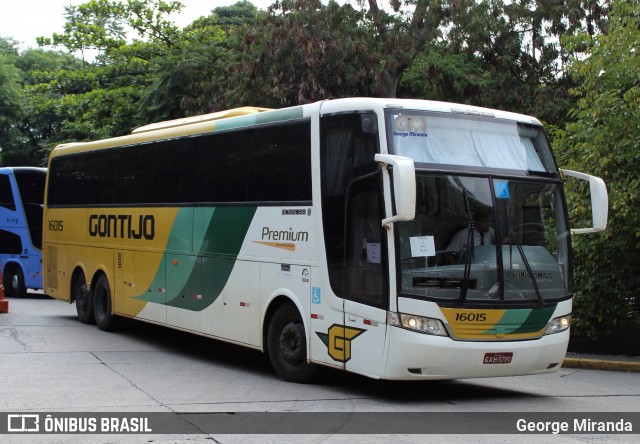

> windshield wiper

[{"left": 508, "top": 230, "right": 544, "bottom": 308}]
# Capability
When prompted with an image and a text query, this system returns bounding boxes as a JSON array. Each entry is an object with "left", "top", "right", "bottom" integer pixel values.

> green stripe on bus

[
  {"left": 140, "top": 206, "right": 257, "bottom": 310},
  {"left": 508, "top": 306, "right": 555, "bottom": 334},
  {"left": 481, "top": 307, "right": 555, "bottom": 336},
  {"left": 214, "top": 107, "right": 304, "bottom": 131}
]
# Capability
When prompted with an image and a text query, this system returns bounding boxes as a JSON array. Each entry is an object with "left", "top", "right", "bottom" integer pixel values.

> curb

[{"left": 562, "top": 356, "right": 640, "bottom": 373}]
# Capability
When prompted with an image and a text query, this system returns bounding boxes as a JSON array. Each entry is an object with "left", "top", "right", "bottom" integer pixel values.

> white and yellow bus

[{"left": 43, "top": 98, "right": 607, "bottom": 382}]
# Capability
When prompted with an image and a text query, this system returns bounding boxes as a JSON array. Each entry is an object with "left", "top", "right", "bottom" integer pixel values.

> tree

[
  {"left": 399, "top": 0, "right": 610, "bottom": 124},
  {"left": 13, "top": 49, "right": 84, "bottom": 165},
  {"left": 32, "top": 1, "right": 251, "bottom": 134},
  {"left": 0, "top": 38, "right": 25, "bottom": 165},
  {"left": 37, "top": 0, "right": 184, "bottom": 61},
  {"left": 141, "top": 1, "right": 260, "bottom": 119},
  {"left": 216, "top": 0, "right": 448, "bottom": 109},
  {"left": 26, "top": 0, "right": 185, "bottom": 153},
  {"left": 554, "top": 0, "right": 640, "bottom": 335}
]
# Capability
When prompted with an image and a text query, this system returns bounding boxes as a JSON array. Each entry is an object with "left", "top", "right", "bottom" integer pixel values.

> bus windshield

[
  {"left": 398, "top": 174, "right": 570, "bottom": 304},
  {"left": 386, "top": 110, "right": 558, "bottom": 173}
]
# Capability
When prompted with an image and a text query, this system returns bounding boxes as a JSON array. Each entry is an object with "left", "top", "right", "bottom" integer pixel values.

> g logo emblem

[{"left": 316, "top": 324, "right": 365, "bottom": 362}]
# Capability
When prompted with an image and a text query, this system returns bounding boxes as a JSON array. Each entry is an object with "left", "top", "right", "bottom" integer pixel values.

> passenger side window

[{"left": 0, "top": 175, "right": 15, "bottom": 210}]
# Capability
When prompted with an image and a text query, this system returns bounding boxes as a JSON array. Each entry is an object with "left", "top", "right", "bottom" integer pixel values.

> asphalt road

[{"left": 1, "top": 293, "right": 639, "bottom": 443}]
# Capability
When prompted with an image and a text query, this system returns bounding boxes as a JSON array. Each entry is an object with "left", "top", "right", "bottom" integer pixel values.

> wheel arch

[
  {"left": 3, "top": 260, "right": 22, "bottom": 276},
  {"left": 3, "top": 259, "right": 22, "bottom": 274},
  {"left": 262, "top": 293, "right": 305, "bottom": 355},
  {"left": 69, "top": 265, "right": 88, "bottom": 302},
  {"left": 90, "top": 268, "right": 109, "bottom": 293}
]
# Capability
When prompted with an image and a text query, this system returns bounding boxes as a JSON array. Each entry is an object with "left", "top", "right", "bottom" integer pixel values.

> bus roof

[
  {"left": 49, "top": 98, "right": 543, "bottom": 158},
  {"left": 0, "top": 167, "right": 47, "bottom": 174},
  {"left": 131, "top": 107, "right": 272, "bottom": 134}
]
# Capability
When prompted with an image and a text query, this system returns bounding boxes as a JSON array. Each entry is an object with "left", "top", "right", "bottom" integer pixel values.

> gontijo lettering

[{"left": 89, "top": 214, "right": 155, "bottom": 240}]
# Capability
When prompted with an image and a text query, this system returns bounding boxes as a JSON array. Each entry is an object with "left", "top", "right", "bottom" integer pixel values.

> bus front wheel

[
  {"left": 93, "top": 275, "right": 120, "bottom": 331},
  {"left": 267, "top": 303, "right": 316, "bottom": 383},
  {"left": 3, "top": 265, "right": 26, "bottom": 298}
]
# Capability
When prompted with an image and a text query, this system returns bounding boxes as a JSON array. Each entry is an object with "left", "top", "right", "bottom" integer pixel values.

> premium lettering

[
  {"left": 261, "top": 226, "right": 308, "bottom": 242},
  {"left": 89, "top": 214, "right": 155, "bottom": 240}
]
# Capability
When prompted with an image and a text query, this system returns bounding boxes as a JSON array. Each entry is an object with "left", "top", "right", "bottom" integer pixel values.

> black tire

[
  {"left": 93, "top": 275, "right": 120, "bottom": 331},
  {"left": 267, "top": 303, "right": 316, "bottom": 383},
  {"left": 4, "top": 265, "right": 26, "bottom": 298},
  {"left": 73, "top": 271, "right": 94, "bottom": 324}
]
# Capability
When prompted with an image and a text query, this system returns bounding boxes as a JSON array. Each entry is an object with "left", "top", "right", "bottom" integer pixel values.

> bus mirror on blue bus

[
  {"left": 375, "top": 154, "right": 416, "bottom": 227},
  {"left": 560, "top": 169, "right": 608, "bottom": 235}
]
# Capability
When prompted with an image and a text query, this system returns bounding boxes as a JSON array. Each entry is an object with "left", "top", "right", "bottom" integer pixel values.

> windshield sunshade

[{"left": 387, "top": 111, "right": 558, "bottom": 173}]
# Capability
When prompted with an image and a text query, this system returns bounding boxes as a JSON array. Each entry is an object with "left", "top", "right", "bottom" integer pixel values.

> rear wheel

[
  {"left": 93, "top": 275, "right": 120, "bottom": 331},
  {"left": 267, "top": 303, "right": 316, "bottom": 383},
  {"left": 73, "top": 271, "right": 93, "bottom": 324},
  {"left": 4, "top": 265, "right": 26, "bottom": 298}
]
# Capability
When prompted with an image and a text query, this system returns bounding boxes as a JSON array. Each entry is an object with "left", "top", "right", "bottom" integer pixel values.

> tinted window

[
  {"left": 48, "top": 120, "right": 312, "bottom": 206},
  {"left": 196, "top": 131, "right": 252, "bottom": 202},
  {"left": 87, "top": 150, "right": 119, "bottom": 205},
  {"left": 320, "top": 113, "right": 380, "bottom": 297},
  {"left": 14, "top": 170, "right": 46, "bottom": 249},
  {"left": 247, "top": 124, "right": 312, "bottom": 202},
  {"left": 0, "top": 175, "right": 15, "bottom": 210},
  {"left": 14, "top": 171, "right": 45, "bottom": 206},
  {"left": 153, "top": 139, "right": 195, "bottom": 203},
  {"left": 117, "top": 144, "right": 155, "bottom": 204},
  {"left": 0, "top": 229, "right": 22, "bottom": 254},
  {"left": 345, "top": 173, "right": 387, "bottom": 308},
  {"left": 48, "top": 156, "right": 88, "bottom": 206},
  {"left": 49, "top": 150, "right": 118, "bottom": 206}
]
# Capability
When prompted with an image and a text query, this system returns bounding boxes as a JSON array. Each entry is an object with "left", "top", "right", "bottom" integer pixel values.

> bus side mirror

[
  {"left": 561, "top": 169, "right": 608, "bottom": 234},
  {"left": 375, "top": 154, "right": 416, "bottom": 227}
]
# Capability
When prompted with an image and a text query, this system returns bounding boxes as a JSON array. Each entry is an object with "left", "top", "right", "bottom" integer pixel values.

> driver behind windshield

[{"left": 445, "top": 208, "right": 494, "bottom": 264}]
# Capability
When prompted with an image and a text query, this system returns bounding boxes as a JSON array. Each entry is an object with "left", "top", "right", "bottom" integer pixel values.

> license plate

[{"left": 483, "top": 352, "right": 513, "bottom": 364}]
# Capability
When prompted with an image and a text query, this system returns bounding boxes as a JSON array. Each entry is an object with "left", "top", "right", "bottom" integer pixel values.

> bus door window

[
  {"left": 320, "top": 112, "right": 379, "bottom": 299},
  {"left": 344, "top": 173, "right": 387, "bottom": 308}
]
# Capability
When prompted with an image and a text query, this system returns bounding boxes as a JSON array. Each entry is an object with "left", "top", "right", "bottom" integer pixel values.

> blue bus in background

[{"left": 0, "top": 167, "right": 46, "bottom": 296}]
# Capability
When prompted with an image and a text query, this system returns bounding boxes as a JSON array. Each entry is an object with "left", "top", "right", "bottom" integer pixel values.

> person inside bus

[{"left": 444, "top": 208, "right": 495, "bottom": 265}]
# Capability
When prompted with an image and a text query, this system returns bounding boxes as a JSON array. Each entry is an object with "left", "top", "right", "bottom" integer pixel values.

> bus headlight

[
  {"left": 544, "top": 314, "right": 572, "bottom": 335},
  {"left": 388, "top": 312, "right": 448, "bottom": 337}
]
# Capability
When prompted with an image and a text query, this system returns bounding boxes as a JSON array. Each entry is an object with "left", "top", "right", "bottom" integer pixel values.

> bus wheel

[
  {"left": 4, "top": 265, "right": 26, "bottom": 298},
  {"left": 93, "top": 275, "right": 120, "bottom": 331},
  {"left": 267, "top": 303, "right": 316, "bottom": 383},
  {"left": 73, "top": 272, "right": 94, "bottom": 324}
]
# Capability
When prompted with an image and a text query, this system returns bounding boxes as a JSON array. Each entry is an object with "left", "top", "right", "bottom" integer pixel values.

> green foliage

[
  {"left": 37, "top": 0, "right": 183, "bottom": 58},
  {"left": 140, "top": 2, "right": 257, "bottom": 119},
  {"left": 0, "top": 40, "right": 25, "bottom": 165},
  {"left": 16, "top": 0, "right": 188, "bottom": 159},
  {"left": 398, "top": 0, "right": 606, "bottom": 124},
  {"left": 554, "top": 0, "right": 640, "bottom": 336},
  {"left": 214, "top": 0, "right": 447, "bottom": 109},
  {"left": 212, "top": 0, "right": 259, "bottom": 26}
]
